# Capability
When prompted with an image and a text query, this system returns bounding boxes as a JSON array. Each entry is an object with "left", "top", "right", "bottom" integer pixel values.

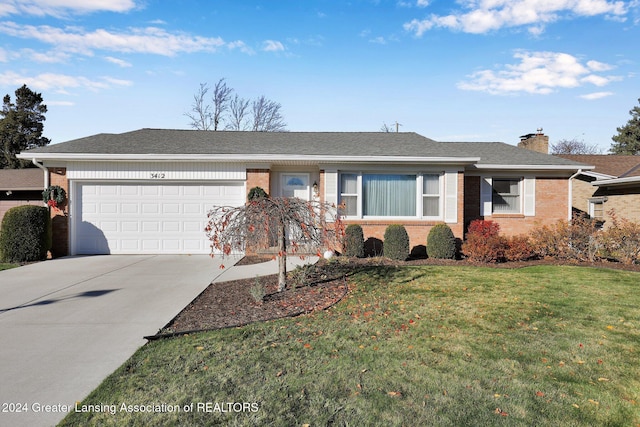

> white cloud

[
  {"left": 47, "top": 100, "right": 75, "bottom": 106},
  {"left": 227, "top": 40, "right": 255, "bottom": 54},
  {"left": 0, "top": 22, "right": 230, "bottom": 56},
  {"left": 580, "top": 91, "right": 614, "bottom": 99},
  {"left": 263, "top": 40, "right": 285, "bottom": 52},
  {"left": 404, "top": 0, "right": 627, "bottom": 35},
  {"left": 0, "top": 70, "right": 132, "bottom": 93},
  {"left": 105, "top": 56, "right": 132, "bottom": 67},
  {"left": 457, "top": 51, "right": 618, "bottom": 95},
  {"left": 0, "top": 0, "right": 136, "bottom": 17}
]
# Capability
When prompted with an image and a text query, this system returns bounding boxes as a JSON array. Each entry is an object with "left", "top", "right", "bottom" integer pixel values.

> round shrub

[
  {"left": 426, "top": 223, "right": 456, "bottom": 259},
  {"left": 247, "top": 186, "right": 268, "bottom": 201},
  {"left": 383, "top": 224, "right": 409, "bottom": 261},
  {"left": 343, "top": 224, "right": 364, "bottom": 258},
  {"left": 0, "top": 205, "right": 51, "bottom": 263}
]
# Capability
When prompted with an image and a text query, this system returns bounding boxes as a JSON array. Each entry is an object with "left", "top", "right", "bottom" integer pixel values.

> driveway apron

[{"left": 0, "top": 254, "right": 238, "bottom": 427}]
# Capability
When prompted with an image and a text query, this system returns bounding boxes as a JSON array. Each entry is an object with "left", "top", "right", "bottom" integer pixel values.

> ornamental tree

[{"left": 205, "top": 196, "right": 344, "bottom": 291}]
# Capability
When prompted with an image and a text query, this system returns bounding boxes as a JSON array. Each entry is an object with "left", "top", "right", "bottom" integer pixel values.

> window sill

[{"left": 490, "top": 213, "right": 525, "bottom": 218}]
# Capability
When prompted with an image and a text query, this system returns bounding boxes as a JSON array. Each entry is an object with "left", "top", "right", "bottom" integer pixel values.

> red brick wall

[
  {"left": 246, "top": 169, "right": 270, "bottom": 198},
  {"left": 464, "top": 176, "right": 569, "bottom": 237},
  {"left": 48, "top": 168, "right": 69, "bottom": 257}
]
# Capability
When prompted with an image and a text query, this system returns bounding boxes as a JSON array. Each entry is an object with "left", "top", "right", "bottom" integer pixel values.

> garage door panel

[{"left": 75, "top": 182, "right": 244, "bottom": 254}]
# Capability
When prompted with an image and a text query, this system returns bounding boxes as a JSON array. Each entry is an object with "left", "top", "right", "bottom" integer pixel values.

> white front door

[{"left": 281, "top": 173, "right": 310, "bottom": 200}]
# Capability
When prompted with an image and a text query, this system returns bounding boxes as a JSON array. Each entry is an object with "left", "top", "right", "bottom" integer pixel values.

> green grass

[
  {"left": 0, "top": 263, "right": 18, "bottom": 271},
  {"left": 60, "top": 265, "right": 640, "bottom": 426}
]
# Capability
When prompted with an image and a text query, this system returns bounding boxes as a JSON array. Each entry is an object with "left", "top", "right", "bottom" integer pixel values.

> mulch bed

[
  {"left": 154, "top": 255, "right": 640, "bottom": 339},
  {"left": 157, "top": 258, "right": 348, "bottom": 337}
]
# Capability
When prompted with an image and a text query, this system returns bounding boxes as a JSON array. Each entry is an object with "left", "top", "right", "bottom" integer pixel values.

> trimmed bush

[
  {"left": 599, "top": 210, "right": 640, "bottom": 265},
  {"left": 343, "top": 224, "right": 365, "bottom": 258},
  {"left": 426, "top": 223, "right": 456, "bottom": 259},
  {"left": 530, "top": 214, "right": 599, "bottom": 262},
  {"left": 504, "top": 235, "right": 536, "bottom": 262},
  {"left": 247, "top": 186, "right": 269, "bottom": 201},
  {"left": 0, "top": 205, "right": 51, "bottom": 263},
  {"left": 461, "top": 220, "right": 506, "bottom": 263},
  {"left": 383, "top": 224, "right": 409, "bottom": 261}
]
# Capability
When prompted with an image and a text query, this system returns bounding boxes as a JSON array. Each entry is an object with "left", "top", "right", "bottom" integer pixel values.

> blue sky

[{"left": 1, "top": 0, "right": 638, "bottom": 151}]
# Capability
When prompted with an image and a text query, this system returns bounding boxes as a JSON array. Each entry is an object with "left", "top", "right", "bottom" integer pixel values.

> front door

[{"left": 281, "top": 173, "right": 310, "bottom": 200}]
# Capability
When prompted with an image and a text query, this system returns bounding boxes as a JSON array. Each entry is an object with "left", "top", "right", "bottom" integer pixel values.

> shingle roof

[
  {"left": 0, "top": 168, "right": 44, "bottom": 190},
  {"left": 22, "top": 128, "right": 586, "bottom": 167},
  {"left": 556, "top": 154, "right": 640, "bottom": 178}
]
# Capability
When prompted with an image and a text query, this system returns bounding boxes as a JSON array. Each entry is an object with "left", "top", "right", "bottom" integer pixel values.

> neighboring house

[
  {"left": 17, "top": 129, "right": 589, "bottom": 257},
  {"left": 0, "top": 168, "right": 45, "bottom": 226},
  {"left": 556, "top": 154, "right": 640, "bottom": 226}
]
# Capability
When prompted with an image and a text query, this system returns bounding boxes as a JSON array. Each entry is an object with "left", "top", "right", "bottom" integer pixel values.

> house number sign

[{"left": 150, "top": 173, "right": 166, "bottom": 179}]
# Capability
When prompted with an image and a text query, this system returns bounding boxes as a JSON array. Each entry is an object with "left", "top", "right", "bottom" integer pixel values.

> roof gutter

[
  {"left": 567, "top": 168, "right": 582, "bottom": 221},
  {"left": 31, "top": 158, "right": 49, "bottom": 189}
]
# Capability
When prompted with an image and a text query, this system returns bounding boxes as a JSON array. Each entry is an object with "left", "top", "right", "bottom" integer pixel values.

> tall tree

[
  {"left": 610, "top": 98, "right": 640, "bottom": 155},
  {"left": 0, "top": 85, "right": 50, "bottom": 169},
  {"left": 550, "top": 138, "right": 601, "bottom": 154},
  {"left": 226, "top": 94, "right": 250, "bottom": 131},
  {"left": 184, "top": 82, "right": 214, "bottom": 130},
  {"left": 251, "top": 95, "right": 287, "bottom": 132},
  {"left": 185, "top": 79, "right": 287, "bottom": 132}
]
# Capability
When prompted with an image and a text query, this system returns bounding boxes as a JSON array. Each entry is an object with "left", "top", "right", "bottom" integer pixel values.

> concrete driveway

[{"left": 0, "top": 254, "right": 241, "bottom": 427}]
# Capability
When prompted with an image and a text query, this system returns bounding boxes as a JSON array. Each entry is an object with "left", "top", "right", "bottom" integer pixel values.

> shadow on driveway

[{"left": 0, "top": 289, "right": 119, "bottom": 313}]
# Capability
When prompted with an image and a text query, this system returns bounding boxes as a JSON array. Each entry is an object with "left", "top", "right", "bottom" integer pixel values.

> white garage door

[{"left": 74, "top": 182, "right": 244, "bottom": 254}]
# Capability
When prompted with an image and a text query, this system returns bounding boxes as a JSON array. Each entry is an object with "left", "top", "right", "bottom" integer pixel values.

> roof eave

[
  {"left": 592, "top": 176, "right": 640, "bottom": 187},
  {"left": 470, "top": 164, "right": 593, "bottom": 171},
  {"left": 17, "top": 152, "right": 481, "bottom": 165}
]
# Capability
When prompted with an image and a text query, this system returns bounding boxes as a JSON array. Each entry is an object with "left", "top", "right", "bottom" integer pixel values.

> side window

[
  {"left": 492, "top": 179, "right": 521, "bottom": 214},
  {"left": 339, "top": 173, "right": 358, "bottom": 216},
  {"left": 422, "top": 174, "right": 440, "bottom": 217}
]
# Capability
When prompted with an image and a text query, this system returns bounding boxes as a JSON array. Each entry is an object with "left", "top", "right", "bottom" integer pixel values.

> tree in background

[
  {"left": 550, "top": 138, "right": 601, "bottom": 155},
  {"left": 186, "top": 78, "right": 287, "bottom": 132},
  {"left": 251, "top": 95, "right": 286, "bottom": 132},
  {"left": 0, "top": 84, "right": 50, "bottom": 169},
  {"left": 610, "top": 98, "right": 640, "bottom": 155}
]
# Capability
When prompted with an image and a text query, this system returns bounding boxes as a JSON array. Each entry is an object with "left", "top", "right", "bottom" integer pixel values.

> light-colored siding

[{"left": 67, "top": 161, "right": 246, "bottom": 181}]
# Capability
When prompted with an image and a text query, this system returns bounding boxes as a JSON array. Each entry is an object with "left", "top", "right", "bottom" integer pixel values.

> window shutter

[
  {"left": 480, "top": 177, "right": 492, "bottom": 216},
  {"left": 444, "top": 171, "right": 458, "bottom": 223},
  {"left": 523, "top": 177, "right": 535, "bottom": 216},
  {"left": 324, "top": 170, "right": 338, "bottom": 206}
]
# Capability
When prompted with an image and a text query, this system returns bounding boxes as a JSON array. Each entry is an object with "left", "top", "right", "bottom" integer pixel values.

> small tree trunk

[{"left": 277, "top": 221, "right": 287, "bottom": 292}]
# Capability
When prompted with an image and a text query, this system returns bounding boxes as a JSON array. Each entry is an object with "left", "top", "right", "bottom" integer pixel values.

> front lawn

[
  {"left": 0, "top": 263, "right": 18, "bottom": 271},
  {"left": 60, "top": 265, "right": 639, "bottom": 426}
]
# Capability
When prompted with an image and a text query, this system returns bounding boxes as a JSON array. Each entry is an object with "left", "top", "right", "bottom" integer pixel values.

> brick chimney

[{"left": 518, "top": 128, "right": 549, "bottom": 154}]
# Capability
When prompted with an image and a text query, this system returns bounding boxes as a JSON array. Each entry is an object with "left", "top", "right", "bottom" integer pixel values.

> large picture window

[
  {"left": 492, "top": 179, "right": 520, "bottom": 213},
  {"left": 339, "top": 172, "right": 441, "bottom": 218},
  {"left": 363, "top": 174, "right": 416, "bottom": 216}
]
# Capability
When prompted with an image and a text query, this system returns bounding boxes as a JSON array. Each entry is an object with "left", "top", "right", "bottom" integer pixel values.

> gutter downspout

[
  {"left": 567, "top": 169, "right": 582, "bottom": 220},
  {"left": 32, "top": 158, "right": 49, "bottom": 192}
]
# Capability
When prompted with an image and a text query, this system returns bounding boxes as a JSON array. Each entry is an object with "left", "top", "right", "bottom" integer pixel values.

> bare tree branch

[
  {"left": 227, "top": 94, "right": 250, "bottom": 131},
  {"left": 211, "top": 78, "right": 233, "bottom": 131},
  {"left": 205, "top": 197, "right": 343, "bottom": 291},
  {"left": 550, "top": 138, "right": 602, "bottom": 154},
  {"left": 184, "top": 83, "right": 213, "bottom": 130},
  {"left": 251, "top": 95, "right": 287, "bottom": 132}
]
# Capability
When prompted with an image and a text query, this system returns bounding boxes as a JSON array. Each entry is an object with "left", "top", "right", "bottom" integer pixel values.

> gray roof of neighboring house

[
  {"left": 21, "top": 128, "right": 588, "bottom": 167},
  {"left": 0, "top": 168, "right": 44, "bottom": 190}
]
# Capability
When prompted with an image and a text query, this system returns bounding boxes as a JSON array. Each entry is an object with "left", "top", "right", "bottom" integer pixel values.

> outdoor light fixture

[{"left": 312, "top": 181, "right": 319, "bottom": 196}]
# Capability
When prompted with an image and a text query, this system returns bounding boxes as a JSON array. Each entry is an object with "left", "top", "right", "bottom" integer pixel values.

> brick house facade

[{"left": 18, "top": 129, "right": 589, "bottom": 257}]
